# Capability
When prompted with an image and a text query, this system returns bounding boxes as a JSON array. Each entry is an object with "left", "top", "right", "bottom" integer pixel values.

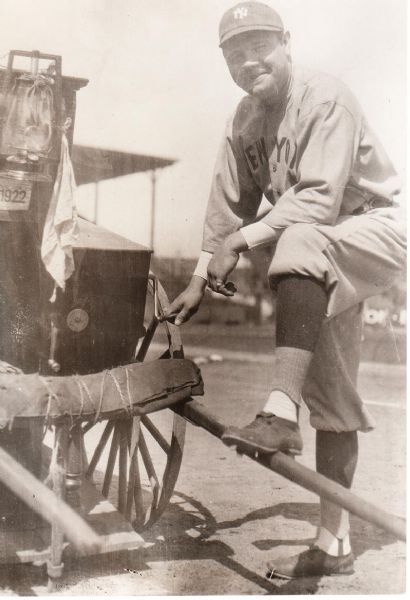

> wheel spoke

[
  {"left": 149, "top": 414, "right": 186, "bottom": 520},
  {"left": 125, "top": 456, "right": 136, "bottom": 521},
  {"left": 135, "top": 316, "right": 158, "bottom": 362},
  {"left": 86, "top": 421, "right": 114, "bottom": 479},
  {"left": 102, "top": 424, "right": 120, "bottom": 497},
  {"left": 141, "top": 415, "right": 170, "bottom": 454},
  {"left": 118, "top": 421, "right": 129, "bottom": 514},
  {"left": 128, "top": 417, "right": 141, "bottom": 456},
  {"left": 126, "top": 418, "right": 142, "bottom": 521},
  {"left": 132, "top": 454, "right": 145, "bottom": 527},
  {"left": 138, "top": 430, "right": 161, "bottom": 510},
  {"left": 82, "top": 421, "right": 95, "bottom": 435}
]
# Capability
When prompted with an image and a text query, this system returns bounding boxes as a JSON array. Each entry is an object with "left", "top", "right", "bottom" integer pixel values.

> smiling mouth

[{"left": 237, "top": 70, "right": 269, "bottom": 92}]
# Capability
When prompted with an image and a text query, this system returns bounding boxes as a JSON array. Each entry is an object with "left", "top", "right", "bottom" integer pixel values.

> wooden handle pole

[
  {"left": 0, "top": 445, "right": 102, "bottom": 554},
  {"left": 260, "top": 452, "right": 406, "bottom": 541},
  {"left": 178, "top": 400, "right": 406, "bottom": 542}
]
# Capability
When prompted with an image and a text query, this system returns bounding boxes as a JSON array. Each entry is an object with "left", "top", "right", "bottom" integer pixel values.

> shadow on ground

[
  {"left": 57, "top": 491, "right": 403, "bottom": 595},
  {"left": 0, "top": 489, "right": 402, "bottom": 596},
  {"left": 140, "top": 491, "right": 400, "bottom": 595}
]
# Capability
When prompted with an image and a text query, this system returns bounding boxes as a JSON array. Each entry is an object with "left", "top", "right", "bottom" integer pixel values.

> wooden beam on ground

[
  {"left": 0, "top": 446, "right": 102, "bottom": 554},
  {"left": 177, "top": 399, "right": 406, "bottom": 542}
]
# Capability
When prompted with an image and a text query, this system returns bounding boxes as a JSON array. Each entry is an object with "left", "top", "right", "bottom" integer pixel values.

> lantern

[{"left": 0, "top": 50, "right": 63, "bottom": 189}]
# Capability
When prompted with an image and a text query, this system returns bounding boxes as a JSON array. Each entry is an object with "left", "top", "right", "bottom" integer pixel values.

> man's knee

[{"left": 269, "top": 223, "right": 328, "bottom": 280}]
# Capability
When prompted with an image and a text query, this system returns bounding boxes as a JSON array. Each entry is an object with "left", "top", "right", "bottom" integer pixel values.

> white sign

[{"left": 0, "top": 177, "right": 32, "bottom": 211}]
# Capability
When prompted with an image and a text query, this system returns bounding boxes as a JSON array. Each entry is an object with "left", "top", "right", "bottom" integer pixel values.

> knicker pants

[{"left": 267, "top": 207, "right": 406, "bottom": 432}]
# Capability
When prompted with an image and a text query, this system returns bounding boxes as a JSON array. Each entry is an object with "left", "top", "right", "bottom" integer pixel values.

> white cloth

[
  {"left": 41, "top": 133, "right": 78, "bottom": 294},
  {"left": 240, "top": 221, "right": 276, "bottom": 249},
  {"left": 193, "top": 250, "right": 213, "bottom": 280}
]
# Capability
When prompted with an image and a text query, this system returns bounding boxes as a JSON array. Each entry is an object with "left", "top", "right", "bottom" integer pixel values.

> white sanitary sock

[
  {"left": 263, "top": 390, "right": 298, "bottom": 423},
  {"left": 315, "top": 526, "right": 351, "bottom": 556}
]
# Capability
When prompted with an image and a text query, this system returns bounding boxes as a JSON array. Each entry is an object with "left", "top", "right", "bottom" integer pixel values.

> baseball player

[{"left": 163, "top": 1, "right": 406, "bottom": 579}]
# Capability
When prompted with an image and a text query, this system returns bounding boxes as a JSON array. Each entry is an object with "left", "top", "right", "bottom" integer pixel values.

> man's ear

[{"left": 282, "top": 30, "right": 291, "bottom": 58}]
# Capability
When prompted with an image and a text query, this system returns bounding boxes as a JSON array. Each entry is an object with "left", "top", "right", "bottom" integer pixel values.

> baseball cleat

[
  {"left": 221, "top": 412, "right": 303, "bottom": 455},
  {"left": 266, "top": 546, "right": 355, "bottom": 579}
]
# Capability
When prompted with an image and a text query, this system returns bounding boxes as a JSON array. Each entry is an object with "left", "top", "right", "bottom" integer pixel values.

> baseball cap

[{"left": 219, "top": 1, "right": 284, "bottom": 47}]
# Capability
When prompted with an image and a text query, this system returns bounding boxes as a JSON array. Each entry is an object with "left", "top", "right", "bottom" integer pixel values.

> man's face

[{"left": 222, "top": 30, "right": 291, "bottom": 105}]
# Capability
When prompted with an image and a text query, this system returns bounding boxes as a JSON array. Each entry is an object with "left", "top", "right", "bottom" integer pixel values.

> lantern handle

[
  {"left": 7, "top": 50, "right": 62, "bottom": 70},
  {"left": 4, "top": 50, "right": 64, "bottom": 152}
]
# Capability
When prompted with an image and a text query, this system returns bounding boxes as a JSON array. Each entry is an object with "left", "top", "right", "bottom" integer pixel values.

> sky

[{"left": 0, "top": 0, "right": 407, "bottom": 257}]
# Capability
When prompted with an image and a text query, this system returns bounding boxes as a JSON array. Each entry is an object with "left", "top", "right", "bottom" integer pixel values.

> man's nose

[{"left": 241, "top": 57, "right": 259, "bottom": 70}]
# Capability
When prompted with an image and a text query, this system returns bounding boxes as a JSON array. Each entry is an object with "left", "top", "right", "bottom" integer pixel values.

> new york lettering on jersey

[{"left": 243, "top": 133, "right": 298, "bottom": 203}]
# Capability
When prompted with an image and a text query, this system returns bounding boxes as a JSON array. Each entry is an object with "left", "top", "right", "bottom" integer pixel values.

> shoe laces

[{"left": 256, "top": 411, "right": 277, "bottom": 422}]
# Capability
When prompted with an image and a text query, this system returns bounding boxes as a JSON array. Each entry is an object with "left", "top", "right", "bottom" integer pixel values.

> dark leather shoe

[
  {"left": 221, "top": 412, "right": 303, "bottom": 455},
  {"left": 266, "top": 546, "right": 355, "bottom": 579}
]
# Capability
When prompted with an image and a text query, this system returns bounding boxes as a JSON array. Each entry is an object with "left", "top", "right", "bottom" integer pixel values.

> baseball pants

[{"left": 267, "top": 207, "right": 406, "bottom": 432}]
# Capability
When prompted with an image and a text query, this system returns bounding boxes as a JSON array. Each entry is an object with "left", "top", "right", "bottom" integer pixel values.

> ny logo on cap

[{"left": 233, "top": 7, "right": 248, "bottom": 19}]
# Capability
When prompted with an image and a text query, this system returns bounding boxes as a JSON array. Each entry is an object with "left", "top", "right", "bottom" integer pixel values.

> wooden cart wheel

[{"left": 82, "top": 276, "right": 187, "bottom": 531}]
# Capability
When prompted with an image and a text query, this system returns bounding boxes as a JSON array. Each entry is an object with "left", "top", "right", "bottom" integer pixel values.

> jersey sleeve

[
  {"left": 261, "top": 101, "right": 360, "bottom": 236},
  {"left": 202, "top": 114, "right": 263, "bottom": 253}
]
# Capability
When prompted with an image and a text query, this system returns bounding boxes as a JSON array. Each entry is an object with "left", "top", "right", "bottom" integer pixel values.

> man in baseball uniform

[{"left": 163, "top": 1, "right": 406, "bottom": 579}]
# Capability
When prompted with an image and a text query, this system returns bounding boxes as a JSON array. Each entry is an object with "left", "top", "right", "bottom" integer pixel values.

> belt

[{"left": 351, "top": 196, "right": 393, "bottom": 216}]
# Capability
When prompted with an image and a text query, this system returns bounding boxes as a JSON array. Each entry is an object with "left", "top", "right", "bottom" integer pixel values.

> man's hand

[
  {"left": 207, "top": 231, "right": 248, "bottom": 296},
  {"left": 0, "top": 360, "right": 23, "bottom": 374},
  {"left": 160, "top": 275, "right": 207, "bottom": 326}
]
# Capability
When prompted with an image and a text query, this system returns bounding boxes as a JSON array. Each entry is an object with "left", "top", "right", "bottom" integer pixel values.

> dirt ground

[{"left": 0, "top": 345, "right": 405, "bottom": 596}]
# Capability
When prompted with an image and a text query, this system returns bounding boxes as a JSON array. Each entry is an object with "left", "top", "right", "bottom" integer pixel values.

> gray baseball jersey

[
  {"left": 202, "top": 65, "right": 400, "bottom": 253},
  {"left": 199, "top": 65, "right": 406, "bottom": 431}
]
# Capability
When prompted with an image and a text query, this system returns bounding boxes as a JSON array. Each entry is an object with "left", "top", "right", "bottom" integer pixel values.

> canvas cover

[{"left": 0, "top": 358, "right": 203, "bottom": 426}]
